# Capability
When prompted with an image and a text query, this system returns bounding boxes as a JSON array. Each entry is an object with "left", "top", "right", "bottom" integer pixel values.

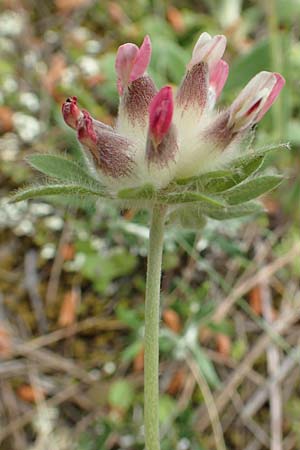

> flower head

[
  {"left": 15, "top": 32, "right": 285, "bottom": 225},
  {"left": 63, "top": 33, "right": 284, "bottom": 189},
  {"left": 60, "top": 33, "right": 284, "bottom": 195}
]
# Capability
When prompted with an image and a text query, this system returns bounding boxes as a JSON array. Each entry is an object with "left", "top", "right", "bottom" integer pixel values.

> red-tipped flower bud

[
  {"left": 77, "top": 110, "right": 97, "bottom": 144},
  {"left": 77, "top": 110, "right": 133, "bottom": 179},
  {"left": 62, "top": 97, "right": 82, "bottom": 129},
  {"left": 149, "top": 86, "right": 174, "bottom": 146},
  {"left": 146, "top": 86, "right": 177, "bottom": 167},
  {"left": 229, "top": 71, "right": 285, "bottom": 132}
]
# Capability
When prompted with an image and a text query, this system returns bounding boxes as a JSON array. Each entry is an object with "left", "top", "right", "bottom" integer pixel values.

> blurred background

[{"left": 0, "top": 0, "right": 300, "bottom": 449}]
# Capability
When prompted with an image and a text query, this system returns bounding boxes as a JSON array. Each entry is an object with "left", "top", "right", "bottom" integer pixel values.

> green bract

[{"left": 11, "top": 145, "right": 286, "bottom": 229}]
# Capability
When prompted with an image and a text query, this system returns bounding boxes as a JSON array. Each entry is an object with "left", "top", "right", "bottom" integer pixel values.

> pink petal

[
  {"left": 149, "top": 86, "right": 173, "bottom": 145},
  {"left": 115, "top": 43, "right": 139, "bottom": 94},
  {"left": 256, "top": 73, "right": 285, "bottom": 121},
  {"left": 115, "top": 36, "right": 152, "bottom": 94},
  {"left": 190, "top": 34, "right": 227, "bottom": 71},
  {"left": 209, "top": 59, "right": 229, "bottom": 98},
  {"left": 205, "top": 35, "right": 227, "bottom": 72},
  {"left": 129, "top": 35, "right": 152, "bottom": 83},
  {"left": 191, "top": 32, "right": 212, "bottom": 60}
]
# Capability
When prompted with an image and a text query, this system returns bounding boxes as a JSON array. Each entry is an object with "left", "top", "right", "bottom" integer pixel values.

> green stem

[{"left": 144, "top": 204, "right": 167, "bottom": 450}]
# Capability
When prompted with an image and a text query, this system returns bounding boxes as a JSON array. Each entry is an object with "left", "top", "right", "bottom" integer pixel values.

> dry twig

[
  {"left": 24, "top": 250, "right": 48, "bottom": 333},
  {"left": 213, "top": 242, "right": 300, "bottom": 322},
  {"left": 261, "top": 282, "right": 282, "bottom": 450},
  {"left": 198, "top": 305, "right": 300, "bottom": 432},
  {"left": 0, "top": 380, "right": 27, "bottom": 450},
  {"left": 186, "top": 354, "right": 227, "bottom": 450},
  {"left": 45, "top": 222, "right": 70, "bottom": 305}
]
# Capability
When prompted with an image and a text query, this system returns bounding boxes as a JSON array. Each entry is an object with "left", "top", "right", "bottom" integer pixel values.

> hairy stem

[{"left": 144, "top": 204, "right": 167, "bottom": 450}]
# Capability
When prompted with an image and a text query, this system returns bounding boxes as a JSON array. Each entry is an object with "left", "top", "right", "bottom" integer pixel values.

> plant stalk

[{"left": 144, "top": 204, "right": 167, "bottom": 450}]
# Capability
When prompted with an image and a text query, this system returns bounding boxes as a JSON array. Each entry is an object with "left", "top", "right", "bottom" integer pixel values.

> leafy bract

[
  {"left": 118, "top": 184, "right": 155, "bottom": 201},
  {"left": 200, "top": 201, "right": 263, "bottom": 220},
  {"left": 10, "top": 183, "right": 107, "bottom": 203},
  {"left": 160, "top": 191, "right": 224, "bottom": 206},
  {"left": 27, "top": 154, "right": 105, "bottom": 192},
  {"left": 14, "top": 145, "right": 285, "bottom": 223},
  {"left": 168, "top": 207, "right": 206, "bottom": 229},
  {"left": 175, "top": 145, "right": 287, "bottom": 195},
  {"left": 170, "top": 201, "right": 263, "bottom": 224},
  {"left": 119, "top": 185, "right": 225, "bottom": 207},
  {"left": 222, "top": 176, "right": 283, "bottom": 205}
]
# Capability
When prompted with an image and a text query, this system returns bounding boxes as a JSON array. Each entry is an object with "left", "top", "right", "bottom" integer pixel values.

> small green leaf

[
  {"left": 175, "top": 170, "right": 232, "bottom": 186},
  {"left": 231, "top": 339, "right": 248, "bottom": 361},
  {"left": 27, "top": 154, "right": 105, "bottom": 192},
  {"left": 121, "top": 341, "right": 143, "bottom": 363},
  {"left": 222, "top": 175, "right": 284, "bottom": 205},
  {"left": 10, "top": 183, "right": 108, "bottom": 203},
  {"left": 193, "top": 345, "right": 220, "bottom": 388},
  {"left": 201, "top": 202, "right": 263, "bottom": 220},
  {"left": 231, "top": 143, "right": 289, "bottom": 168},
  {"left": 118, "top": 184, "right": 155, "bottom": 200},
  {"left": 168, "top": 206, "right": 206, "bottom": 229},
  {"left": 176, "top": 155, "right": 264, "bottom": 194},
  {"left": 108, "top": 380, "right": 135, "bottom": 411},
  {"left": 230, "top": 153, "right": 263, "bottom": 173},
  {"left": 175, "top": 145, "right": 287, "bottom": 193},
  {"left": 200, "top": 174, "right": 240, "bottom": 193},
  {"left": 159, "top": 395, "right": 177, "bottom": 424},
  {"left": 161, "top": 191, "right": 224, "bottom": 206},
  {"left": 178, "top": 202, "right": 263, "bottom": 221}
]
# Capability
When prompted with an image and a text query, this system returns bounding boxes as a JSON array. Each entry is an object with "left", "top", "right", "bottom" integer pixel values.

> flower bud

[
  {"left": 77, "top": 110, "right": 133, "bottom": 178},
  {"left": 176, "top": 34, "right": 226, "bottom": 116},
  {"left": 62, "top": 97, "right": 82, "bottom": 129},
  {"left": 149, "top": 86, "right": 173, "bottom": 146},
  {"left": 115, "top": 35, "right": 152, "bottom": 94},
  {"left": 77, "top": 110, "right": 97, "bottom": 145},
  {"left": 116, "top": 36, "right": 156, "bottom": 134},
  {"left": 256, "top": 73, "right": 285, "bottom": 121},
  {"left": 118, "top": 75, "right": 157, "bottom": 132},
  {"left": 176, "top": 62, "right": 208, "bottom": 115},
  {"left": 229, "top": 71, "right": 285, "bottom": 132},
  {"left": 146, "top": 86, "right": 178, "bottom": 166}
]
